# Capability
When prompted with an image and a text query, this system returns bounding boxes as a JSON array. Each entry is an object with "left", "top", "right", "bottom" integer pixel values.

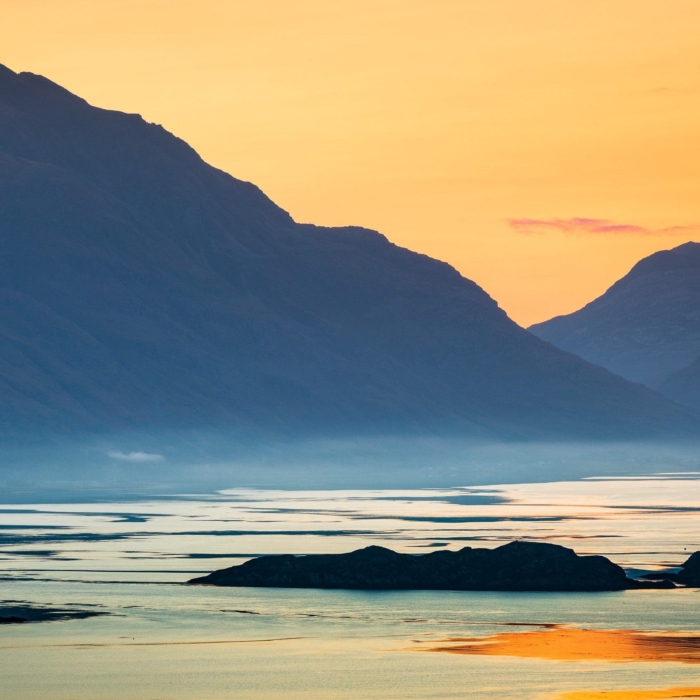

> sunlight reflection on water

[{"left": 1, "top": 475, "right": 700, "bottom": 699}]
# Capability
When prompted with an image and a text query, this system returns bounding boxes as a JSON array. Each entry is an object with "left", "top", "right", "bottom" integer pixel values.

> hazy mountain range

[
  {"left": 531, "top": 242, "right": 700, "bottom": 411},
  {"left": 0, "top": 64, "right": 696, "bottom": 442}
]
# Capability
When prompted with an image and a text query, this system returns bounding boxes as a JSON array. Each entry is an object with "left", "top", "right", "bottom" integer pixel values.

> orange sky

[{"left": 3, "top": 0, "right": 700, "bottom": 325}]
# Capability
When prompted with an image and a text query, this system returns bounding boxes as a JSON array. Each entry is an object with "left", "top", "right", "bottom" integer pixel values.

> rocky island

[
  {"left": 678, "top": 552, "right": 700, "bottom": 586},
  {"left": 636, "top": 550, "right": 700, "bottom": 587},
  {"left": 188, "top": 541, "right": 669, "bottom": 592}
]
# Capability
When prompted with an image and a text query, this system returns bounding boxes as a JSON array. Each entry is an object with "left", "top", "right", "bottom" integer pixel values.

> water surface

[{"left": 2, "top": 474, "right": 700, "bottom": 699}]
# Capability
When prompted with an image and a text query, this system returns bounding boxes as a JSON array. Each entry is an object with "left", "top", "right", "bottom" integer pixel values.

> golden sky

[{"left": 3, "top": 0, "right": 700, "bottom": 325}]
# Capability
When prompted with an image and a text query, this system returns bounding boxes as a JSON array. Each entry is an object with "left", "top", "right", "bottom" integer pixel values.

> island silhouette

[{"left": 188, "top": 541, "right": 692, "bottom": 592}]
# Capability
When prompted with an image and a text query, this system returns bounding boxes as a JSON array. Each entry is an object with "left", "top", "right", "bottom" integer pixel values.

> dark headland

[{"left": 188, "top": 541, "right": 676, "bottom": 592}]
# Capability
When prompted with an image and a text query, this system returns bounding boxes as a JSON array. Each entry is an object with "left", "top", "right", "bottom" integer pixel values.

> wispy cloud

[
  {"left": 107, "top": 451, "right": 164, "bottom": 463},
  {"left": 508, "top": 217, "right": 700, "bottom": 236}
]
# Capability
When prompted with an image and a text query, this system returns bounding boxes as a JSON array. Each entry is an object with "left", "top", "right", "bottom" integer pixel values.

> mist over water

[
  {"left": 3, "top": 431, "right": 700, "bottom": 700},
  {"left": 1, "top": 432, "right": 699, "bottom": 502}
]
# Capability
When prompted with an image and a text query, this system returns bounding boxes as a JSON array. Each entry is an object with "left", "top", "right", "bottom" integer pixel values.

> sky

[{"left": 3, "top": 0, "right": 700, "bottom": 326}]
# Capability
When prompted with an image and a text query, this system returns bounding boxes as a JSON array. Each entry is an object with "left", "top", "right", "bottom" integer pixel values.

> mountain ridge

[{"left": 0, "top": 64, "right": 696, "bottom": 440}]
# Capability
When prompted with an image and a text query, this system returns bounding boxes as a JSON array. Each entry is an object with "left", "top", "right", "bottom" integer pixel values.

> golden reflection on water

[
  {"left": 422, "top": 627, "right": 700, "bottom": 664},
  {"left": 555, "top": 689, "right": 700, "bottom": 699}
]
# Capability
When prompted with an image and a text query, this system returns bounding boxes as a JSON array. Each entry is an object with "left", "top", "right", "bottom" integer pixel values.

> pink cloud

[{"left": 508, "top": 217, "right": 700, "bottom": 236}]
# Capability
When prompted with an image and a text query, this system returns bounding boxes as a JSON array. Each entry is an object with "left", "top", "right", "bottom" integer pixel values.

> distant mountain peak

[
  {"left": 626, "top": 241, "right": 700, "bottom": 279},
  {"left": 531, "top": 241, "right": 700, "bottom": 389}
]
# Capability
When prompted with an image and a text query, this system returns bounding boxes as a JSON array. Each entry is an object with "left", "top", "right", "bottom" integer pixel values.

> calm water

[{"left": 2, "top": 474, "right": 700, "bottom": 699}]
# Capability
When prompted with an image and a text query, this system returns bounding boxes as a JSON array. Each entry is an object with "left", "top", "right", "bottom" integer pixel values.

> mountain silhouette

[
  {"left": 0, "top": 64, "right": 695, "bottom": 440},
  {"left": 531, "top": 242, "right": 700, "bottom": 389}
]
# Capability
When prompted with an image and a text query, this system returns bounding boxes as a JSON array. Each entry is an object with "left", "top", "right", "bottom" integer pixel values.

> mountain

[
  {"left": 530, "top": 242, "right": 700, "bottom": 387},
  {"left": 0, "top": 64, "right": 695, "bottom": 441},
  {"left": 658, "top": 355, "right": 700, "bottom": 412}
]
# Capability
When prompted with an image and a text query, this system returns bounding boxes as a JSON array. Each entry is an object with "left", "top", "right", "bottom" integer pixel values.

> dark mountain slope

[
  {"left": 530, "top": 242, "right": 700, "bottom": 387},
  {"left": 659, "top": 355, "right": 700, "bottom": 412},
  {"left": 0, "top": 64, "right": 695, "bottom": 439}
]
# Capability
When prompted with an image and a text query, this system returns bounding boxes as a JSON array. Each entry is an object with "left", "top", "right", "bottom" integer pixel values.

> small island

[
  {"left": 0, "top": 603, "right": 108, "bottom": 624},
  {"left": 188, "top": 541, "right": 677, "bottom": 592},
  {"left": 636, "top": 550, "right": 700, "bottom": 587}
]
